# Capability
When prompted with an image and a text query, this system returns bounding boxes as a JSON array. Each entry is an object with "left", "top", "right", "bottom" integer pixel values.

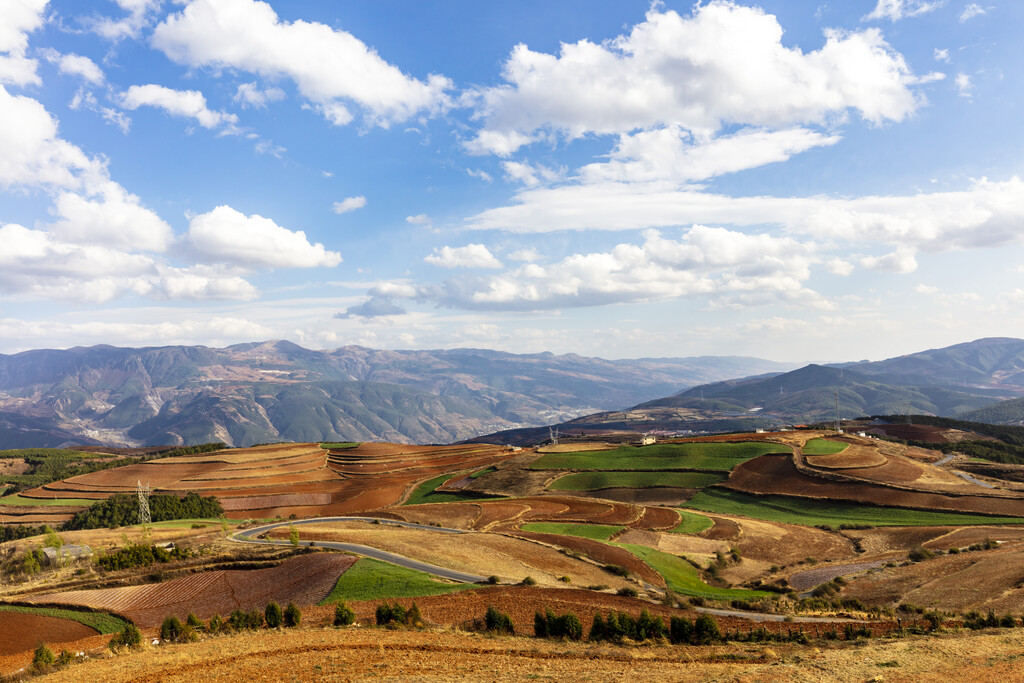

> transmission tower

[
  {"left": 549, "top": 426, "right": 559, "bottom": 446},
  {"left": 137, "top": 480, "right": 151, "bottom": 525},
  {"left": 834, "top": 391, "right": 841, "bottom": 433}
]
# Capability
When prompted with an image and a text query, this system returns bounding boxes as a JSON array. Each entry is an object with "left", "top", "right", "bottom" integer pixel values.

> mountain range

[{"left": 0, "top": 341, "right": 796, "bottom": 448}]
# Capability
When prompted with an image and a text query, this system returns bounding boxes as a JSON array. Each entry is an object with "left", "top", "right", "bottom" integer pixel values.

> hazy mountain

[{"left": 0, "top": 341, "right": 796, "bottom": 447}]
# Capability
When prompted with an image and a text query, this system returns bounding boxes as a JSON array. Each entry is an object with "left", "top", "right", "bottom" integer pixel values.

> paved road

[
  {"left": 233, "top": 516, "right": 487, "bottom": 584},
  {"left": 934, "top": 453, "right": 996, "bottom": 488}
]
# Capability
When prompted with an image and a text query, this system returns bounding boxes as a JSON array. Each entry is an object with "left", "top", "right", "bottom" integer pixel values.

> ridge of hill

[{"left": 0, "top": 342, "right": 795, "bottom": 448}]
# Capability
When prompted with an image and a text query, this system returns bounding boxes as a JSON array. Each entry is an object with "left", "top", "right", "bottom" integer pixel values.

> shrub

[
  {"left": 109, "top": 623, "right": 142, "bottom": 650},
  {"left": 486, "top": 575, "right": 500, "bottom": 585},
  {"left": 617, "top": 586, "right": 638, "bottom": 598},
  {"left": 31, "top": 643, "right": 55, "bottom": 672},
  {"left": 670, "top": 616, "right": 694, "bottom": 644},
  {"left": 160, "top": 616, "right": 184, "bottom": 642},
  {"left": 334, "top": 602, "right": 356, "bottom": 626},
  {"left": 908, "top": 546, "right": 934, "bottom": 562},
  {"left": 521, "top": 575, "right": 537, "bottom": 586},
  {"left": 635, "top": 609, "right": 665, "bottom": 641},
  {"left": 186, "top": 612, "right": 203, "bottom": 631},
  {"left": 484, "top": 605, "right": 514, "bottom": 635},
  {"left": 534, "top": 611, "right": 548, "bottom": 638},
  {"left": 693, "top": 614, "right": 722, "bottom": 644},
  {"left": 283, "top": 602, "right": 301, "bottom": 627},
  {"left": 265, "top": 602, "right": 283, "bottom": 628},
  {"left": 289, "top": 524, "right": 300, "bottom": 548},
  {"left": 588, "top": 613, "right": 606, "bottom": 641},
  {"left": 603, "top": 564, "right": 630, "bottom": 577},
  {"left": 376, "top": 602, "right": 407, "bottom": 626},
  {"left": 228, "top": 609, "right": 263, "bottom": 630}
]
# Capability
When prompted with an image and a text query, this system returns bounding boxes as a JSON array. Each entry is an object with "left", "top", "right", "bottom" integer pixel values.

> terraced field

[{"left": 530, "top": 442, "right": 792, "bottom": 471}]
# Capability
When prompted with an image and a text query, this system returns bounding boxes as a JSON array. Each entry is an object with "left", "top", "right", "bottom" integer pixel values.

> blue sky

[{"left": 0, "top": 0, "right": 1021, "bottom": 362}]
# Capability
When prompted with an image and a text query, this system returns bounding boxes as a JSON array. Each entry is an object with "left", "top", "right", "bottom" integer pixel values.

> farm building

[{"left": 42, "top": 545, "right": 92, "bottom": 566}]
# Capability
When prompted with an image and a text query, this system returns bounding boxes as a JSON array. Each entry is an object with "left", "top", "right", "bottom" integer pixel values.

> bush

[
  {"left": 186, "top": 612, "right": 203, "bottom": 631},
  {"left": 376, "top": 602, "right": 407, "bottom": 626},
  {"left": 160, "top": 615, "right": 184, "bottom": 642},
  {"left": 521, "top": 575, "right": 537, "bottom": 586},
  {"left": 265, "top": 602, "right": 283, "bottom": 628},
  {"left": 283, "top": 602, "right": 301, "bottom": 627},
  {"left": 484, "top": 605, "right": 514, "bottom": 635},
  {"left": 31, "top": 643, "right": 55, "bottom": 672},
  {"left": 334, "top": 602, "right": 356, "bottom": 626},
  {"left": 208, "top": 614, "right": 226, "bottom": 633},
  {"left": 616, "top": 586, "right": 638, "bottom": 598},
  {"left": 670, "top": 616, "right": 694, "bottom": 644},
  {"left": 693, "top": 614, "right": 722, "bottom": 644},
  {"left": 908, "top": 546, "right": 934, "bottom": 562},
  {"left": 229, "top": 609, "right": 263, "bottom": 631},
  {"left": 635, "top": 610, "right": 665, "bottom": 641},
  {"left": 109, "top": 623, "right": 142, "bottom": 650},
  {"left": 486, "top": 575, "right": 500, "bottom": 585}
]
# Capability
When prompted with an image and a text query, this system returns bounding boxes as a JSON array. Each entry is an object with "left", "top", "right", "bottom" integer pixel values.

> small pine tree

[
  {"left": 160, "top": 615, "right": 184, "bottom": 642},
  {"left": 534, "top": 610, "right": 548, "bottom": 638},
  {"left": 31, "top": 643, "right": 55, "bottom": 672},
  {"left": 484, "top": 605, "right": 514, "bottom": 635},
  {"left": 693, "top": 614, "right": 721, "bottom": 644},
  {"left": 109, "top": 623, "right": 142, "bottom": 650},
  {"left": 334, "top": 602, "right": 355, "bottom": 626},
  {"left": 186, "top": 612, "right": 204, "bottom": 631},
  {"left": 283, "top": 602, "right": 301, "bottom": 627},
  {"left": 406, "top": 602, "right": 423, "bottom": 627},
  {"left": 265, "top": 602, "right": 283, "bottom": 628},
  {"left": 43, "top": 526, "right": 64, "bottom": 550}
]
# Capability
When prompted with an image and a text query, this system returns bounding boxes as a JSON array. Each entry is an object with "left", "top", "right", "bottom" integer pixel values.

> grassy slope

[
  {"left": 530, "top": 442, "right": 791, "bottom": 472},
  {"left": 0, "top": 494, "right": 97, "bottom": 506},
  {"left": 518, "top": 522, "right": 625, "bottom": 541},
  {"left": 0, "top": 604, "right": 127, "bottom": 634},
  {"left": 617, "top": 544, "right": 772, "bottom": 600},
  {"left": 802, "top": 438, "right": 849, "bottom": 455},
  {"left": 320, "top": 558, "right": 476, "bottom": 603},
  {"left": 686, "top": 488, "right": 1024, "bottom": 527},
  {"left": 548, "top": 471, "right": 725, "bottom": 491},
  {"left": 668, "top": 510, "right": 715, "bottom": 534}
]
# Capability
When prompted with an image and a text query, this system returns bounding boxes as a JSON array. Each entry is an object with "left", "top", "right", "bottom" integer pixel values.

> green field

[
  {"left": 0, "top": 604, "right": 128, "bottom": 634},
  {"left": 530, "top": 442, "right": 791, "bottom": 472},
  {"left": 668, "top": 510, "right": 715, "bottom": 534},
  {"left": 802, "top": 438, "right": 849, "bottom": 455},
  {"left": 519, "top": 522, "right": 625, "bottom": 541},
  {"left": 319, "top": 557, "right": 476, "bottom": 603},
  {"left": 685, "top": 488, "right": 1024, "bottom": 527},
  {"left": 548, "top": 471, "right": 726, "bottom": 491},
  {"left": 618, "top": 544, "right": 773, "bottom": 600},
  {"left": 320, "top": 442, "right": 359, "bottom": 449},
  {"left": 0, "top": 493, "right": 97, "bottom": 507}
]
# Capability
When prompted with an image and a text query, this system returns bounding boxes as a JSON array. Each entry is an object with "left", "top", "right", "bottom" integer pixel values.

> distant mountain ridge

[{"left": 0, "top": 341, "right": 796, "bottom": 448}]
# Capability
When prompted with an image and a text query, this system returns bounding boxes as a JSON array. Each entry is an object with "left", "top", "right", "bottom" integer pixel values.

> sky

[{"left": 0, "top": 0, "right": 1022, "bottom": 363}]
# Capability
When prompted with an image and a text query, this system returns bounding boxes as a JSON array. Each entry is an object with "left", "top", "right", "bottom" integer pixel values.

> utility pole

[
  {"left": 834, "top": 391, "right": 841, "bottom": 433},
  {"left": 137, "top": 480, "right": 151, "bottom": 525}
]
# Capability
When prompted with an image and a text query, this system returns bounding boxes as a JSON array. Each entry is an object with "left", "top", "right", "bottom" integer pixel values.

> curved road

[{"left": 232, "top": 516, "right": 487, "bottom": 584}]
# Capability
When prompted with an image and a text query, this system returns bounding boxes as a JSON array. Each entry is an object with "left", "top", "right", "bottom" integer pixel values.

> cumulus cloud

[
  {"left": 405, "top": 214, "right": 431, "bottom": 225},
  {"left": 861, "top": 248, "right": 918, "bottom": 273},
  {"left": 70, "top": 89, "right": 132, "bottom": 132},
  {"left": 152, "top": 0, "right": 452, "bottom": 128},
  {"left": 234, "top": 81, "right": 285, "bottom": 108},
  {"left": 40, "top": 49, "right": 104, "bottom": 84},
  {"left": 332, "top": 196, "right": 367, "bottom": 214},
  {"left": 121, "top": 84, "right": 239, "bottom": 130},
  {"left": 49, "top": 183, "right": 174, "bottom": 252},
  {"left": 934, "top": 48, "right": 950, "bottom": 62},
  {"left": 0, "top": 0, "right": 47, "bottom": 86},
  {"left": 502, "top": 160, "right": 564, "bottom": 187},
  {"left": 377, "top": 226, "right": 823, "bottom": 312},
  {"left": 186, "top": 205, "right": 342, "bottom": 268},
  {"left": 337, "top": 295, "right": 407, "bottom": 319},
  {"left": 956, "top": 73, "right": 973, "bottom": 97},
  {"left": 425, "top": 244, "right": 503, "bottom": 269},
  {"left": 826, "top": 258, "right": 855, "bottom": 276},
  {"left": 466, "top": 2, "right": 927, "bottom": 155},
  {"left": 960, "top": 3, "right": 986, "bottom": 21},
  {"left": 85, "top": 0, "right": 161, "bottom": 41},
  {"left": 864, "top": 0, "right": 941, "bottom": 22}
]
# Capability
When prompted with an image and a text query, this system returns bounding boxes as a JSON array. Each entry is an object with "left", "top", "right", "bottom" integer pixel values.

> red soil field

[
  {"left": 507, "top": 531, "right": 664, "bottom": 585},
  {"left": 629, "top": 506, "right": 682, "bottom": 530},
  {"left": 727, "top": 454, "right": 1024, "bottom": 517},
  {"left": 24, "top": 553, "right": 355, "bottom": 628},
  {"left": 0, "top": 611, "right": 98, "bottom": 656}
]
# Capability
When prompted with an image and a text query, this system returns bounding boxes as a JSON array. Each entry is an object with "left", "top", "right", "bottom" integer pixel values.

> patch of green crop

[
  {"left": 519, "top": 522, "right": 625, "bottom": 541},
  {"left": 802, "top": 438, "right": 849, "bottom": 455},
  {"left": 0, "top": 494, "right": 97, "bottom": 507},
  {"left": 0, "top": 605, "right": 128, "bottom": 634},
  {"left": 617, "top": 544, "right": 772, "bottom": 600},
  {"left": 320, "top": 442, "right": 359, "bottom": 449},
  {"left": 668, "top": 510, "right": 714, "bottom": 535},
  {"left": 320, "top": 558, "right": 476, "bottom": 603},
  {"left": 548, "top": 471, "right": 725, "bottom": 491},
  {"left": 403, "top": 471, "right": 501, "bottom": 506},
  {"left": 685, "top": 488, "right": 1024, "bottom": 527},
  {"left": 530, "top": 442, "right": 791, "bottom": 472}
]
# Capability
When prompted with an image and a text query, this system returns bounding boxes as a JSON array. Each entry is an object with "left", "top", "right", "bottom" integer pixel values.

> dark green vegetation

[
  {"left": 618, "top": 544, "right": 773, "bottom": 600},
  {"left": 549, "top": 471, "right": 726, "bottom": 491},
  {"left": 874, "top": 415, "right": 1024, "bottom": 465},
  {"left": 686, "top": 488, "right": 1024, "bottom": 526},
  {"left": 320, "top": 558, "right": 476, "bottom": 603},
  {"left": 403, "top": 469, "right": 500, "bottom": 506},
  {"left": 319, "top": 442, "right": 359, "bottom": 449},
  {"left": 519, "top": 522, "right": 624, "bottom": 541},
  {"left": 0, "top": 449, "right": 120, "bottom": 494},
  {"left": 484, "top": 605, "right": 515, "bottom": 635},
  {"left": 375, "top": 602, "right": 423, "bottom": 628},
  {"left": 97, "top": 541, "right": 192, "bottom": 571},
  {"left": 65, "top": 491, "right": 224, "bottom": 530},
  {"left": 668, "top": 510, "right": 714, "bottom": 534},
  {"left": 0, "top": 524, "right": 47, "bottom": 542},
  {"left": 589, "top": 610, "right": 667, "bottom": 643},
  {"left": 802, "top": 438, "right": 849, "bottom": 455},
  {"left": 530, "top": 442, "right": 791, "bottom": 472},
  {"left": 0, "top": 604, "right": 128, "bottom": 634},
  {"left": 534, "top": 609, "right": 583, "bottom": 640}
]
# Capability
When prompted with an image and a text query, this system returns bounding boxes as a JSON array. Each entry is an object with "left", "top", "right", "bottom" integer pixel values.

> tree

[
  {"left": 109, "top": 623, "right": 142, "bottom": 650},
  {"left": 283, "top": 602, "right": 301, "bottom": 627},
  {"left": 31, "top": 643, "right": 55, "bottom": 672},
  {"left": 289, "top": 524, "right": 300, "bottom": 548},
  {"left": 334, "top": 602, "right": 355, "bottom": 626},
  {"left": 265, "top": 602, "right": 283, "bottom": 628},
  {"left": 160, "top": 616, "right": 184, "bottom": 642}
]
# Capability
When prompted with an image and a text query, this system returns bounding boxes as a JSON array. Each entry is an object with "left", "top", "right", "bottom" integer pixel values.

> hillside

[{"left": 0, "top": 342, "right": 795, "bottom": 447}]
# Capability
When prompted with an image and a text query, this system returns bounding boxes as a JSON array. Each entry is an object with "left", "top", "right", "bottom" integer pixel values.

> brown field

[
  {"left": 0, "top": 611, "right": 97, "bottom": 656},
  {"left": 507, "top": 530, "right": 664, "bottom": 585},
  {"left": 23, "top": 552, "right": 354, "bottom": 628},
  {"left": 0, "top": 459, "right": 30, "bottom": 475},
  {"left": 564, "top": 486, "right": 698, "bottom": 505},
  {"left": 535, "top": 442, "right": 616, "bottom": 453},
  {"left": 727, "top": 453, "right": 1024, "bottom": 517},
  {"left": 804, "top": 443, "right": 887, "bottom": 469}
]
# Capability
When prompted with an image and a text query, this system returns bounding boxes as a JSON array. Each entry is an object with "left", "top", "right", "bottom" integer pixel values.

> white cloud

[
  {"left": 425, "top": 244, "right": 503, "bottom": 269},
  {"left": 234, "top": 81, "right": 285, "bottom": 108},
  {"left": 40, "top": 49, "right": 105, "bottom": 84},
  {"left": 864, "top": 0, "right": 941, "bottom": 22},
  {"left": 934, "top": 48, "right": 950, "bottom": 62},
  {"left": 86, "top": 0, "right": 161, "bottom": 41},
  {"left": 502, "top": 160, "right": 564, "bottom": 187},
  {"left": 467, "top": 176, "right": 1024, "bottom": 255},
  {"left": 508, "top": 248, "right": 540, "bottom": 262},
  {"left": 186, "top": 205, "right": 342, "bottom": 268},
  {"left": 955, "top": 72, "right": 973, "bottom": 97},
  {"left": 466, "top": 168, "right": 493, "bottom": 183},
  {"left": 152, "top": 0, "right": 452, "bottom": 128},
  {"left": 49, "top": 183, "right": 174, "bottom": 252},
  {"left": 332, "top": 195, "right": 367, "bottom": 214},
  {"left": 121, "top": 84, "right": 239, "bottom": 130},
  {"left": 466, "top": 3, "right": 926, "bottom": 155},
  {"left": 826, "top": 258, "right": 855, "bottom": 276},
  {"left": 405, "top": 214, "right": 431, "bottom": 225},
  {"left": 914, "top": 284, "right": 939, "bottom": 294},
  {"left": 860, "top": 248, "right": 918, "bottom": 273},
  {"left": 960, "top": 3, "right": 986, "bottom": 21},
  {"left": 69, "top": 88, "right": 131, "bottom": 132},
  {"left": 0, "top": 0, "right": 46, "bottom": 86},
  {"left": 338, "top": 295, "right": 406, "bottom": 319},
  {"left": 149, "top": 265, "right": 258, "bottom": 301}
]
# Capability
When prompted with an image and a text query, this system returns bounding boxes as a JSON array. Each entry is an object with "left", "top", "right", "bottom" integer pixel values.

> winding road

[{"left": 232, "top": 516, "right": 487, "bottom": 584}]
